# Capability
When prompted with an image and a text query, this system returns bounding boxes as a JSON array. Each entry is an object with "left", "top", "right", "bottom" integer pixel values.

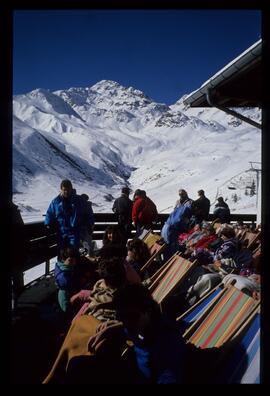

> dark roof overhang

[{"left": 183, "top": 39, "right": 262, "bottom": 129}]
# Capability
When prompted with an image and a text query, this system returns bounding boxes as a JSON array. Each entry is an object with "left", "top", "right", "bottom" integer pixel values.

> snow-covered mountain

[{"left": 13, "top": 80, "right": 261, "bottom": 222}]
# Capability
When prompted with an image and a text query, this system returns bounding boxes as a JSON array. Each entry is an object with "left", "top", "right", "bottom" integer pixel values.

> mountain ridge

[{"left": 13, "top": 79, "right": 261, "bottom": 221}]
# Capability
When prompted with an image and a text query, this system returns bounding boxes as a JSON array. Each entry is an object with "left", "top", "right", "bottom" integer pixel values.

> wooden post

[{"left": 45, "top": 259, "right": 50, "bottom": 276}]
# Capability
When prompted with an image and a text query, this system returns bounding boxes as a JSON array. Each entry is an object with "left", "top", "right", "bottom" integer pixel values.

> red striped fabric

[{"left": 187, "top": 287, "right": 258, "bottom": 348}]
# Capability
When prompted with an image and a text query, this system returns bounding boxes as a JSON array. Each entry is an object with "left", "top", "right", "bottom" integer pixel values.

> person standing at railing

[
  {"left": 80, "top": 193, "right": 95, "bottom": 255},
  {"left": 132, "top": 190, "right": 158, "bottom": 237},
  {"left": 45, "top": 179, "right": 93, "bottom": 252},
  {"left": 213, "top": 197, "right": 230, "bottom": 224},
  {"left": 112, "top": 186, "right": 133, "bottom": 242}
]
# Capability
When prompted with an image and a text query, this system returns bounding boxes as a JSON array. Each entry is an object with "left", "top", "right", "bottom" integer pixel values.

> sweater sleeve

[{"left": 44, "top": 201, "right": 55, "bottom": 226}]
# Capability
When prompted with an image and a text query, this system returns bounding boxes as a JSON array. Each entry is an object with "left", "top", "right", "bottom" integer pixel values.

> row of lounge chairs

[{"left": 138, "top": 229, "right": 261, "bottom": 383}]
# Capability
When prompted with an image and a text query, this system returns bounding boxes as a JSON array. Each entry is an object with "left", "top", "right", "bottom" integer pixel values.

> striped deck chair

[
  {"left": 212, "top": 221, "right": 222, "bottom": 234},
  {"left": 141, "top": 231, "right": 161, "bottom": 250},
  {"left": 176, "top": 284, "right": 224, "bottom": 334},
  {"left": 220, "top": 308, "right": 260, "bottom": 384},
  {"left": 242, "top": 230, "right": 261, "bottom": 251},
  {"left": 149, "top": 253, "right": 197, "bottom": 305},
  {"left": 235, "top": 228, "right": 247, "bottom": 241},
  {"left": 140, "top": 239, "right": 167, "bottom": 275},
  {"left": 183, "top": 285, "right": 260, "bottom": 349}
]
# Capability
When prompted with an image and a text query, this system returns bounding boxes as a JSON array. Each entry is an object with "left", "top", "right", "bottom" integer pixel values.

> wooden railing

[{"left": 12, "top": 212, "right": 256, "bottom": 292}]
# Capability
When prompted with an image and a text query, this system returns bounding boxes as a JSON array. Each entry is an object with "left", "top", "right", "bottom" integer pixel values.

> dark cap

[
  {"left": 134, "top": 189, "right": 143, "bottom": 197},
  {"left": 81, "top": 193, "right": 89, "bottom": 201},
  {"left": 122, "top": 187, "right": 131, "bottom": 195}
]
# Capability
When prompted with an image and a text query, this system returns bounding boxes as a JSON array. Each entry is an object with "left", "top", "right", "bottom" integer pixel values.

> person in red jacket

[{"left": 132, "top": 190, "right": 158, "bottom": 237}]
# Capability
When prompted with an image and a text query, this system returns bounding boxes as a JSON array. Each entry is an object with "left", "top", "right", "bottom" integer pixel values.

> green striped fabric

[
  {"left": 151, "top": 256, "right": 194, "bottom": 304},
  {"left": 188, "top": 287, "right": 258, "bottom": 348}
]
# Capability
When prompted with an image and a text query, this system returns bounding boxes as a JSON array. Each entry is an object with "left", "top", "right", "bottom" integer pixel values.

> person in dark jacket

[
  {"left": 125, "top": 238, "right": 150, "bottom": 275},
  {"left": 191, "top": 190, "right": 210, "bottom": 224},
  {"left": 132, "top": 190, "right": 158, "bottom": 237},
  {"left": 213, "top": 197, "right": 230, "bottom": 224},
  {"left": 112, "top": 187, "right": 133, "bottom": 241},
  {"left": 45, "top": 180, "right": 94, "bottom": 251},
  {"left": 94, "top": 225, "right": 128, "bottom": 262},
  {"left": 80, "top": 194, "right": 95, "bottom": 255}
]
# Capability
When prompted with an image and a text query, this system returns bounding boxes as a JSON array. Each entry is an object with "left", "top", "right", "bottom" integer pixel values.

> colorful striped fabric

[
  {"left": 149, "top": 241, "right": 165, "bottom": 256},
  {"left": 177, "top": 286, "right": 223, "bottom": 334},
  {"left": 186, "top": 286, "right": 259, "bottom": 348},
  {"left": 151, "top": 256, "right": 196, "bottom": 304},
  {"left": 143, "top": 232, "right": 161, "bottom": 249},
  {"left": 140, "top": 241, "right": 166, "bottom": 274},
  {"left": 229, "top": 311, "right": 260, "bottom": 383}
]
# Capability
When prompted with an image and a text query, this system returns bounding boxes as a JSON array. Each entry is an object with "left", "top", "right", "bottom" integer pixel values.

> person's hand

[
  {"left": 252, "top": 291, "right": 260, "bottom": 300},
  {"left": 70, "top": 290, "right": 90, "bottom": 304},
  {"left": 88, "top": 320, "right": 123, "bottom": 353},
  {"left": 86, "top": 255, "right": 100, "bottom": 263},
  {"left": 213, "top": 260, "right": 221, "bottom": 268},
  {"left": 70, "top": 292, "right": 80, "bottom": 304}
]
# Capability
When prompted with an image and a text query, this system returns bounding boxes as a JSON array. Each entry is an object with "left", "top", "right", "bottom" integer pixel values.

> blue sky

[{"left": 13, "top": 9, "right": 261, "bottom": 105}]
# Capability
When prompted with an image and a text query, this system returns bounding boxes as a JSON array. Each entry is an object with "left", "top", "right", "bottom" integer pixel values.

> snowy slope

[{"left": 13, "top": 80, "right": 261, "bottom": 222}]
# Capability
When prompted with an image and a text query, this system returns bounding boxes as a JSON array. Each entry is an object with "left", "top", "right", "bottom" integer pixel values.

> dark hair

[
  {"left": 220, "top": 226, "right": 235, "bottom": 239},
  {"left": 121, "top": 187, "right": 130, "bottom": 195},
  {"left": 81, "top": 193, "right": 89, "bottom": 201},
  {"left": 179, "top": 189, "right": 187, "bottom": 196},
  {"left": 198, "top": 189, "right": 204, "bottom": 195},
  {"left": 140, "top": 190, "right": 146, "bottom": 198},
  {"left": 133, "top": 189, "right": 141, "bottom": 200},
  {"left": 59, "top": 246, "right": 77, "bottom": 261},
  {"left": 127, "top": 238, "right": 150, "bottom": 264},
  {"left": 113, "top": 284, "right": 160, "bottom": 320},
  {"left": 99, "top": 244, "right": 127, "bottom": 260},
  {"left": 103, "top": 225, "right": 125, "bottom": 245},
  {"left": 60, "top": 179, "right": 73, "bottom": 189},
  {"left": 98, "top": 257, "right": 126, "bottom": 289},
  {"left": 217, "top": 196, "right": 224, "bottom": 202}
]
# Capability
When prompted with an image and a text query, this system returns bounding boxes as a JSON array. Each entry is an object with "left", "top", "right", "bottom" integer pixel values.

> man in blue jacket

[{"left": 45, "top": 179, "right": 94, "bottom": 251}]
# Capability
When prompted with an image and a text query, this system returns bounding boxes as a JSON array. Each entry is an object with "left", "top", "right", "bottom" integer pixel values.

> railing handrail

[{"left": 13, "top": 212, "right": 256, "bottom": 292}]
